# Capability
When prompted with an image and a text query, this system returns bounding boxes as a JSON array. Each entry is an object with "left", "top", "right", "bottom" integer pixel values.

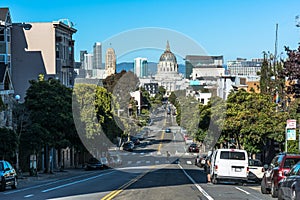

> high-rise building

[
  {"left": 93, "top": 42, "right": 102, "bottom": 69},
  {"left": 134, "top": 57, "right": 148, "bottom": 78},
  {"left": 83, "top": 53, "right": 93, "bottom": 77},
  {"left": 80, "top": 50, "right": 87, "bottom": 68},
  {"left": 105, "top": 48, "right": 116, "bottom": 77}
]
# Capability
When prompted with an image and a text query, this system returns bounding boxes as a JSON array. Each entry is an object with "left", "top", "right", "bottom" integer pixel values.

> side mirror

[{"left": 284, "top": 171, "right": 289, "bottom": 176}]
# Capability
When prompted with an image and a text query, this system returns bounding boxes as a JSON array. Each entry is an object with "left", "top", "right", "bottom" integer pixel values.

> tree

[
  {"left": 0, "top": 127, "right": 17, "bottom": 160},
  {"left": 25, "top": 78, "right": 74, "bottom": 173},
  {"left": 279, "top": 46, "right": 300, "bottom": 98}
]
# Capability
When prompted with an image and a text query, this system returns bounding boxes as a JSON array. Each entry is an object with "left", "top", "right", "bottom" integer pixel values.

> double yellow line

[{"left": 101, "top": 167, "right": 155, "bottom": 200}]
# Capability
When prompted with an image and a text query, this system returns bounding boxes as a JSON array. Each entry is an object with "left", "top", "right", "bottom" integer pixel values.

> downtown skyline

[{"left": 1, "top": 0, "right": 300, "bottom": 63}]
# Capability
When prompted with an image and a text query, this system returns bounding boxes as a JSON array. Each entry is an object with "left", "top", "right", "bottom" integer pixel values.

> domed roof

[{"left": 159, "top": 41, "right": 177, "bottom": 63}]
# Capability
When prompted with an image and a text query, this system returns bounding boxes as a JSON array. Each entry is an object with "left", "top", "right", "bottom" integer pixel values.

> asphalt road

[{"left": 0, "top": 105, "right": 275, "bottom": 200}]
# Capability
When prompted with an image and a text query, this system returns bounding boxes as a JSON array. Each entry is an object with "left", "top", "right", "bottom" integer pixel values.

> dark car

[
  {"left": 0, "top": 160, "right": 17, "bottom": 191},
  {"left": 278, "top": 161, "right": 300, "bottom": 200},
  {"left": 261, "top": 153, "right": 300, "bottom": 198},
  {"left": 165, "top": 128, "right": 171, "bottom": 133},
  {"left": 123, "top": 141, "right": 134, "bottom": 151},
  {"left": 130, "top": 136, "right": 140, "bottom": 145},
  {"left": 85, "top": 158, "right": 104, "bottom": 170},
  {"left": 188, "top": 143, "right": 199, "bottom": 153}
]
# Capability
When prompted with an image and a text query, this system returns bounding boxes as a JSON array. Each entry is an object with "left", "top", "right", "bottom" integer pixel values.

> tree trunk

[{"left": 43, "top": 145, "right": 50, "bottom": 173}]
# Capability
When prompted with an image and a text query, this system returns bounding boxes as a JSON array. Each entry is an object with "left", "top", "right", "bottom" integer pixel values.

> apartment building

[{"left": 11, "top": 19, "right": 77, "bottom": 101}]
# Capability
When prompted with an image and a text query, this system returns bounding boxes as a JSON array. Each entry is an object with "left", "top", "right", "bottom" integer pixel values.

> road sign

[
  {"left": 287, "top": 129, "right": 297, "bottom": 141},
  {"left": 287, "top": 119, "right": 297, "bottom": 129}
]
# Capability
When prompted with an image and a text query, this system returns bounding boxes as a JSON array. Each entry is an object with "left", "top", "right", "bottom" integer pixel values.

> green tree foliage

[
  {"left": 223, "top": 90, "right": 287, "bottom": 153},
  {"left": 25, "top": 78, "right": 76, "bottom": 172},
  {"left": 73, "top": 84, "right": 122, "bottom": 143},
  {"left": 0, "top": 127, "right": 17, "bottom": 160},
  {"left": 25, "top": 79, "right": 74, "bottom": 148}
]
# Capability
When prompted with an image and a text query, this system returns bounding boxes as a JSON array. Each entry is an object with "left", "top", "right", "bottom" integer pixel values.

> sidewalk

[{"left": 17, "top": 168, "right": 87, "bottom": 188}]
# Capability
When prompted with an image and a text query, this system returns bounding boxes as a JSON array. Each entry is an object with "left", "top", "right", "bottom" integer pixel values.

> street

[{"left": 0, "top": 105, "right": 274, "bottom": 200}]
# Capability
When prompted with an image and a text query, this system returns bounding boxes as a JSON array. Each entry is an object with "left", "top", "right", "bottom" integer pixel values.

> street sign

[
  {"left": 287, "top": 129, "right": 297, "bottom": 141},
  {"left": 287, "top": 119, "right": 297, "bottom": 129}
]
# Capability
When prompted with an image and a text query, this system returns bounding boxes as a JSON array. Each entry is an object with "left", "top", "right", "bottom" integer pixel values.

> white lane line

[
  {"left": 128, "top": 161, "right": 132, "bottom": 164},
  {"left": 186, "top": 161, "right": 192, "bottom": 165},
  {"left": 235, "top": 187, "right": 250, "bottom": 194},
  {"left": 24, "top": 194, "right": 34, "bottom": 198},
  {"left": 4, "top": 171, "right": 101, "bottom": 195},
  {"left": 137, "top": 161, "right": 141, "bottom": 164},
  {"left": 178, "top": 164, "right": 214, "bottom": 200},
  {"left": 146, "top": 161, "right": 150, "bottom": 164},
  {"left": 155, "top": 161, "right": 159, "bottom": 164},
  {"left": 42, "top": 171, "right": 115, "bottom": 193}
]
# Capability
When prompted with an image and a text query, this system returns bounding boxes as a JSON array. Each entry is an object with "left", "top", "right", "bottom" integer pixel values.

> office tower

[
  {"left": 134, "top": 57, "right": 148, "bottom": 78},
  {"left": 93, "top": 42, "right": 102, "bottom": 69},
  {"left": 105, "top": 48, "right": 116, "bottom": 76}
]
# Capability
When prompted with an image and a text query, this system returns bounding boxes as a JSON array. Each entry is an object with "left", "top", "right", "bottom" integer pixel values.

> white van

[{"left": 210, "top": 149, "right": 249, "bottom": 184}]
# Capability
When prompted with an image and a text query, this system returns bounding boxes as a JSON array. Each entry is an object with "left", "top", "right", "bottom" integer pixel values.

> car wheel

[
  {"left": 271, "top": 181, "right": 278, "bottom": 198},
  {"left": 292, "top": 189, "right": 297, "bottom": 200},
  {"left": 260, "top": 179, "right": 268, "bottom": 194},
  {"left": 11, "top": 177, "right": 17, "bottom": 189},
  {"left": 0, "top": 177, "right": 6, "bottom": 191}
]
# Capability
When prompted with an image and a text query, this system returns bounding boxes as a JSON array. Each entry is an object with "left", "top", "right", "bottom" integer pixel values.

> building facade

[
  {"left": 134, "top": 57, "right": 148, "bottom": 78},
  {"left": 11, "top": 20, "right": 77, "bottom": 101},
  {"left": 227, "top": 58, "right": 262, "bottom": 77},
  {"left": 105, "top": 48, "right": 116, "bottom": 77},
  {"left": 0, "top": 8, "right": 14, "bottom": 128},
  {"left": 93, "top": 42, "right": 102, "bottom": 69},
  {"left": 155, "top": 41, "right": 186, "bottom": 96}
]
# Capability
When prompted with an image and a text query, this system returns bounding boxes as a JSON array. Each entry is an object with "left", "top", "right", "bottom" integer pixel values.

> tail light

[
  {"left": 278, "top": 170, "right": 283, "bottom": 177},
  {"left": 215, "top": 165, "right": 218, "bottom": 171},
  {"left": 262, "top": 168, "right": 265, "bottom": 172},
  {"left": 247, "top": 167, "right": 249, "bottom": 173}
]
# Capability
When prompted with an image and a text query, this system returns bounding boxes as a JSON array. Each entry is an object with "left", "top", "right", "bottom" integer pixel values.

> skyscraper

[
  {"left": 134, "top": 57, "right": 148, "bottom": 78},
  {"left": 105, "top": 48, "right": 116, "bottom": 77},
  {"left": 93, "top": 42, "right": 102, "bottom": 69},
  {"left": 83, "top": 53, "right": 93, "bottom": 77}
]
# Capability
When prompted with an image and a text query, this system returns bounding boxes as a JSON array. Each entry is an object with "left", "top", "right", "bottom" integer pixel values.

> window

[{"left": 220, "top": 151, "right": 246, "bottom": 160}]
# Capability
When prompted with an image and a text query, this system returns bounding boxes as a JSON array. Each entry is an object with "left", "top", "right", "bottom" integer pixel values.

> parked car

[
  {"left": 188, "top": 143, "right": 199, "bottom": 153},
  {"left": 85, "top": 158, "right": 104, "bottom": 170},
  {"left": 123, "top": 141, "right": 134, "bottom": 151},
  {"left": 210, "top": 149, "right": 249, "bottom": 184},
  {"left": 261, "top": 153, "right": 300, "bottom": 198},
  {"left": 130, "top": 136, "right": 140, "bottom": 145},
  {"left": 248, "top": 159, "right": 264, "bottom": 182},
  {"left": 0, "top": 160, "right": 17, "bottom": 191},
  {"left": 278, "top": 161, "right": 300, "bottom": 200}
]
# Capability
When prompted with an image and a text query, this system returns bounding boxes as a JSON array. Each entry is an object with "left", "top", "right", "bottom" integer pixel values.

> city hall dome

[{"left": 159, "top": 41, "right": 177, "bottom": 63}]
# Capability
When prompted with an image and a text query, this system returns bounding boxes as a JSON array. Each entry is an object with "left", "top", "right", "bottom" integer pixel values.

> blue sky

[{"left": 1, "top": 0, "right": 300, "bottom": 63}]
